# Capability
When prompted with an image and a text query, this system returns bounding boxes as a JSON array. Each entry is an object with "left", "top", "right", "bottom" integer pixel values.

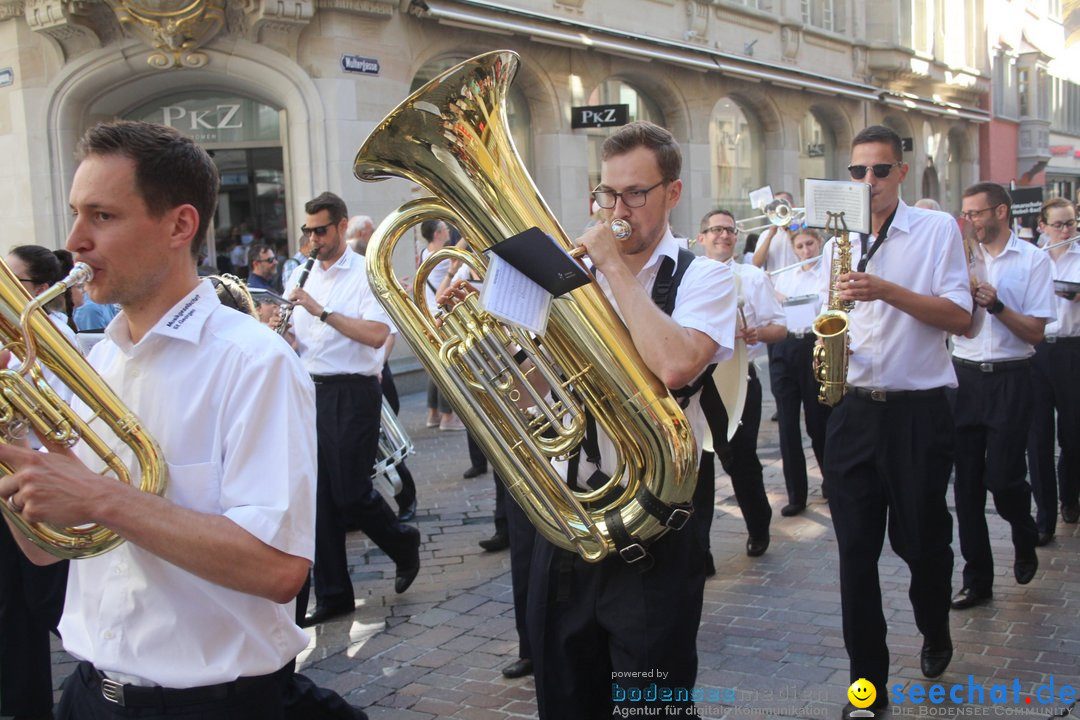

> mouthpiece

[{"left": 611, "top": 219, "right": 631, "bottom": 240}]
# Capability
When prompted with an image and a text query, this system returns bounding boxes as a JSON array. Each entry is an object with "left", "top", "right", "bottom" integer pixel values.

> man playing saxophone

[
  {"left": 526, "top": 121, "right": 735, "bottom": 719},
  {"left": 0, "top": 120, "right": 317, "bottom": 720},
  {"left": 821, "top": 125, "right": 972, "bottom": 720}
]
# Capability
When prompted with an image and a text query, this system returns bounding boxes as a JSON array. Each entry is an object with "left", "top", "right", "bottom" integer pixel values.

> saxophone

[{"left": 812, "top": 212, "right": 853, "bottom": 406}]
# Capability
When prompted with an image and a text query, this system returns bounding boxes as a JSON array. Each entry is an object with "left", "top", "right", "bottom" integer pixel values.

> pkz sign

[
  {"left": 342, "top": 54, "right": 380, "bottom": 75},
  {"left": 571, "top": 104, "right": 629, "bottom": 129}
]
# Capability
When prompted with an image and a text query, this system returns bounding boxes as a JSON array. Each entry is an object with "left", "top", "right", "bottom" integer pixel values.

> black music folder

[{"left": 486, "top": 227, "right": 590, "bottom": 298}]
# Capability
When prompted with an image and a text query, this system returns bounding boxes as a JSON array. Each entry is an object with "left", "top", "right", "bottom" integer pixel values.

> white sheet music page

[
  {"left": 803, "top": 179, "right": 871, "bottom": 234},
  {"left": 748, "top": 185, "right": 774, "bottom": 211},
  {"left": 479, "top": 253, "right": 552, "bottom": 335}
]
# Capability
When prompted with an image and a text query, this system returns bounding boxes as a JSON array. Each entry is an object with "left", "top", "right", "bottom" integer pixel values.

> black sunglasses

[
  {"left": 300, "top": 222, "right": 334, "bottom": 237},
  {"left": 848, "top": 163, "right": 901, "bottom": 180}
]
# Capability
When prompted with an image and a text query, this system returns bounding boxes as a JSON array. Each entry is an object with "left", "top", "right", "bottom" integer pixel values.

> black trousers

[
  {"left": 495, "top": 471, "right": 536, "bottom": 660},
  {"left": 380, "top": 363, "right": 416, "bottom": 512},
  {"left": 825, "top": 389, "right": 954, "bottom": 691},
  {"left": 695, "top": 366, "right": 771, "bottom": 545},
  {"left": 56, "top": 662, "right": 288, "bottom": 720},
  {"left": 953, "top": 362, "right": 1038, "bottom": 593},
  {"left": 313, "top": 376, "right": 413, "bottom": 608},
  {"left": 1026, "top": 340, "right": 1080, "bottom": 534},
  {"left": 0, "top": 521, "right": 68, "bottom": 717},
  {"left": 526, "top": 525, "right": 706, "bottom": 719},
  {"left": 467, "top": 432, "right": 488, "bottom": 472},
  {"left": 769, "top": 335, "right": 830, "bottom": 506}
]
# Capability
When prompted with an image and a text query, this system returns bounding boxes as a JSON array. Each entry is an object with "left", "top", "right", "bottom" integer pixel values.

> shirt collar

[
  {"left": 885, "top": 198, "right": 910, "bottom": 236},
  {"left": 317, "top": 247, "right": 358, "bottom": 274},
  {"left": 105, "top": 279, "right": 221, "bottom": 351},
  {"left": 638, "top": 228, "right": 679, "bottom": 278}
]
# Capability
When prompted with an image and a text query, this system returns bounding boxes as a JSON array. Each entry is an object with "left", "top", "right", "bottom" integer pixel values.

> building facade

[{"left": 0, "top": 0, "right": 990, "bottom": 268}]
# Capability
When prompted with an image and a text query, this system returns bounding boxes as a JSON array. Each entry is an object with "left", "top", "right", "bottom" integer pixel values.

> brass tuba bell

[
  {"left": 354, "top": 51, "right": 698, "bottom": 562},
  {"left": 0, "top": 260, "right": 167, "bottom": 559}
]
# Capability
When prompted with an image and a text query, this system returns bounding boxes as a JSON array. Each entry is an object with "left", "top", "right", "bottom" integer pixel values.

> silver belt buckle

[
  {"left": 101, "top": 677, "right": 126, "bottom": 705},
  {"left": 1047, "top": 336, "right": 1058, "bottom": 344},
  {"left": 870, "top": 389, "right": 887, "bottom": 402},
  {"left": 979, "top": 362, "right": 993, "bottom": 373}
]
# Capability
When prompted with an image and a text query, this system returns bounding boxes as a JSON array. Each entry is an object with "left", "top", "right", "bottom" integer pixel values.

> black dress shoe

[
  {"left": 1036, "top": 531, "right": 1054, "bottom": 547},
  {"left": 950, "top": 587, "right": 992, "bottom": 610},
  {"left": 478, "top": 533, "right": 510, "bottom": 552},
  {"left": 301, "top": 602, "right": 354, "bottom": 627},
  {"left": 501, "top": 658, "right": 534, "bottom": 678},
  {"left": 462, "top": 465, "right": 488, "bottom": 479},
  {"left": 1062, "top": 503, "right": 1080, "bottom": 524},
  {"left": 746, "top": 535, "right": 769, "bottom": 557},
  {"left": 1014, "top": 548, "right": 1038, "bottom": 585},
  {"left": 395, "top": 526, "right": 421, "bottom": 594},
  {"left": 781, "top": 503, "right": 806, "bottom": 517},
  {"left": 920, "top": 634, "right": 953, "bottom": 678},
  {"left": 842, "top": 700, "right": 888, "bottom": 719},
  {"left": 704, "top": 553, "right": 716, "bottom": 578},
  {"left": 397, "top": 500, "right": 417, "bottom": 522}
]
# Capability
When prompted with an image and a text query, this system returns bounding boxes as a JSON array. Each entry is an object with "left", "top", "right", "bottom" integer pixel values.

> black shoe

[
  {"left": 951, "top": 586, "right": 992, "bottom": 610},
  {"left": 463, "top": 465, "right": 488, "bottom": 479},
  {"left": 1062, "top": 503, "right": 1080, "bottom": 524},
  {"left": 920, "top": 633, "right": 953, "bottom": 678},
  {"left": 1036, "top": 531, "right": 1054, "bottom": 547},
  {"left": 705, "top": 554, "right": 716, "bottom": 578},
  {"left": 770, "top": 411, "right": 778, "bottom": 422},
  {"left": 781, "top": 503, "right": 806, "bottom": 517},
  {"left": 501, "top": 658, "right": 534, "bottom": 678},
  {"left": 397, "top": 500, "right": 417, "bottom": 522},
  {"left": 1014, "top": 547, "right": 1038, "bottom": 585},
  {"left": 301, "top": 601, "right": 354, "bottom": 627},
  {"left": 841, "top": 700, "right": 888, "bottom": 720},
  {"left": 746, "top": 535, "right": 769, "bottom": 557},
  {"left": 395, "top": 526, "right": 421, "bottom": 594},
  {"left": 478, "top": 533, "right": 510, "bottom": 552}
]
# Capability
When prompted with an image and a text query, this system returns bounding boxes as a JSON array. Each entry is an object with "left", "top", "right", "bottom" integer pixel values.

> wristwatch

[
  {"left": 320, "top": 307, "right": 334, "bottom": 322},
  {"left": 987, "top": 299, "right": 1005, "bottom": 315}
]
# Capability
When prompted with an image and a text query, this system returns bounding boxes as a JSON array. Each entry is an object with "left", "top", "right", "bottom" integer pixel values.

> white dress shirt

[
  {"left": 764, "top": 226, "right": 797, "bottom": 271},
  {"left": 287, "top": 247, "right": 391, "bottom": 377},
  {"left": 1044, "top": 243, "right": 1080, "bottom": 338},
  {"left": 774, "top": 258, "right": 825, "bottom": 334},
  {"left": 728, "top": 260, "right": 785, "bottom": 360},
  {"left": 952, "top": 233, "right": 1056, "bottom": 361},
  {"left": 420, "top": 247, "right": 451, "bottom": 313},
  {"left": 820, "top": 200, "right": 972, "bottom": 390},
  {"left": 60, "top": 280, "right": 317, "bottom": 688},
  {"left": 581, "top": 230, "right": 735, "bottom": 475}
]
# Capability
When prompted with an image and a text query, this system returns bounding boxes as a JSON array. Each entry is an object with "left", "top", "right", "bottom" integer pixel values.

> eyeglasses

[
  {"left": 704, "top": 225, "right": 738, "bottom": 236},
  {"left": 958, "top": 205, "right": 1001, "bottom": 221},
  {"left": 847, "top": 163, "right": 902, "bottom": 180},
  {"left": 1046, "top": 219, "right": 1078, "bottom": 231},
  {"left": 591, "top": 180, "right": 666, "bottom": 209},
  {"left": 300, "top": 222, "right": 334, "bottom": 237}
]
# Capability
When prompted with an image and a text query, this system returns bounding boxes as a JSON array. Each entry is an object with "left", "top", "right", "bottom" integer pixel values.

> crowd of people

[{"left": 0, "top": 115, "right": 1076, "bottom": 720}]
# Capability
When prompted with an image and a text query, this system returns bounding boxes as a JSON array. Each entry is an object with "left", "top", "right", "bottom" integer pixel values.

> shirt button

[{"left": 103, "top": 630, "right": 114, "bottom": 639}]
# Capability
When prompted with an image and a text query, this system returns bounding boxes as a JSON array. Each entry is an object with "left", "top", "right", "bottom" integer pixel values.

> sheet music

[
  {"left": 748, "top": 185, "right": 774, "bottom": 211},
  {"left": 803, "top": 179, "right": 871, "bottom": 234},
  {"left": 479, "top": 253, "right": 552, "bottom": 335}
]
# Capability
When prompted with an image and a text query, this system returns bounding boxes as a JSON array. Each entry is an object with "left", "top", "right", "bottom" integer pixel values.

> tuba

[
  {"left": 354, "top": 51, "right": 697, "bottom": 562},
  {"left": 0, "top": 261, "right": 167, "bottom": 559},
  {"left": 812, "top": 212, "right": 853, "bottom": 406}
]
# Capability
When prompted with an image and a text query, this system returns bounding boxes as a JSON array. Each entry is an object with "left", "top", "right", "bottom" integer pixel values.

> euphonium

[
  {"left": 812, "top": 212, "right": 853, "bottom": 406},
  {"left": 354, "top": 51, "right": 697, "bottom": 562},
  {"left": 0, "top": 260, "right": 167, "bottom": 559}
]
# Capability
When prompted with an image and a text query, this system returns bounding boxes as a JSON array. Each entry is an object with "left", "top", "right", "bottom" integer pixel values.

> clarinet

[{"left": 276, "top": 249, "right": 318, "bottom": 335}]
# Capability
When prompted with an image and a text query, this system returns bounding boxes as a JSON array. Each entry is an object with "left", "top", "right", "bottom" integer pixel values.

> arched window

[
  {"left": 411, "top": 56, "right": 534, "bottom": 169},
  {"left": 798, "top": 110, "right": 837, "bottom": 184},
  {"left": 709, "top": 97, "right": 762, "bottom": 220},
  {"left": 586, "top": 79, "right": 663, "bottom": 190},
  {"left": 944, "top": 127, "right": 970, "bottom": 214}
]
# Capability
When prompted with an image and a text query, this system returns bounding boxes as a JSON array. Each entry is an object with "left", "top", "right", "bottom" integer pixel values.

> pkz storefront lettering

[
  {"left": 341, "top": 55, "right": 380, "bottom": 75},
  {"left": 161, "top": 104, "right": 242, "bottom": 131}
]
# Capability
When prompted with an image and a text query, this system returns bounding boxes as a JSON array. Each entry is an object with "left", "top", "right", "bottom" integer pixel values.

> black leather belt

[
  {"left": 1045, "top": 336, "right": 1080, "bottom": 346},
  {"left": 310, "top": 373, "right": 376, "bottom": 384},
  {"left": 847, "top": 386, "right": 945, "bottom": 403},
  {"left": 953, "top": 357, "right": 1031, "bottom": 373},
  {"left": 786, "top": 331, "right": 811, "bottom": 340},
  {"left": 86, "top": 664, "right": 279, "bottom": 708}
]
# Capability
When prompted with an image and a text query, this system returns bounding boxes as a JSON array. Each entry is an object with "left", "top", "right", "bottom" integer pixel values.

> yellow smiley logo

[{"left": 848, "top": 678, "right": 877, "bottom": 708}]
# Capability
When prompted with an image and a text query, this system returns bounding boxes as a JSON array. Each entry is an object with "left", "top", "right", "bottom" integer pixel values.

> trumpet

[
  {"left": 276, "top": 248, "right": 317, "bottom": 335},
  {"left": 737, "top": 198, "right": 805, "bottom": 234}
]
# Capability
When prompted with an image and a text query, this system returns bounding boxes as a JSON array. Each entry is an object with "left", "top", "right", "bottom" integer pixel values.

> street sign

[{"left": 341, "top": 55, "right": 380, "bottom": 75}]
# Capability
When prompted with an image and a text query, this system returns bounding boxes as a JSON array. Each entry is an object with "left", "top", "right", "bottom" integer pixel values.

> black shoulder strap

[{"left": 650, "top": 248, "right": 697, "bottom": 316}]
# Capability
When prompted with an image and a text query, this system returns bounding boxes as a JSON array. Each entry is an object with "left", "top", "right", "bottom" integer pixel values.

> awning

[{"left": 410, "top": 0, "right": 990, "bottom": 122}]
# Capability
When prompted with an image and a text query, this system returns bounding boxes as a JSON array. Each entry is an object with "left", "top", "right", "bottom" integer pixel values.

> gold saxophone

[
  {"left": 354, "top": 51, "right": 698, "bottom": 563},
  {"left": 0, "top": 260, "right": 167, "bottom": 559},
  {"left": 812, "top": 212, "right": 853, "bottom": 406}
]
